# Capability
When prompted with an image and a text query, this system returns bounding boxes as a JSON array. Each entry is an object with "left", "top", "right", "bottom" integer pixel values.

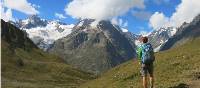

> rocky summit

[{"left": 49, "top": 19, "right": 136, "bottom": 74}]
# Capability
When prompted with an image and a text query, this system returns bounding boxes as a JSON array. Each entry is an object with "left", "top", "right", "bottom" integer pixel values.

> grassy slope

[
  {"left": 1, "top": 40, "right": 94, "bottom": 88},
  {"left": 80, "top": 38, "right": 200, "bottom": 88}
]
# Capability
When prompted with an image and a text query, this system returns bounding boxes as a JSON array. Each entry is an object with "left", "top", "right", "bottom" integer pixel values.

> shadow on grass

[{"left": 169, "top": 83, "right": 189, "bottom": 88}]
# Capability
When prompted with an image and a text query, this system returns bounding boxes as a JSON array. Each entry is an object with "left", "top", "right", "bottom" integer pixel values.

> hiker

[{"left": 136, "top": 37, "right": 155, "bottom": 88}]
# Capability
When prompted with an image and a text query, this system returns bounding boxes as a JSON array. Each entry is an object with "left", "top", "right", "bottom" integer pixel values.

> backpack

[{"left": 141, "top": 43, "right": 155, "bottom": 64}]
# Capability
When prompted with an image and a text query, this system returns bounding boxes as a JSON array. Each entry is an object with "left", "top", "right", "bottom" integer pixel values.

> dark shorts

[{"left": 140, "top": 63, "right": 153, "bottom": 77}]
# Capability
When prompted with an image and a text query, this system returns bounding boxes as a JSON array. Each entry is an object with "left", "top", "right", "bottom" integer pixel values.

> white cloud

[
  {"left": 3, "top": 0, "right": 39, "bottom": 15},
  {"left": 111, "top": 17, "right": 129, "bottom": 32},
  {"left": 149, "top": 12, "right": 169, "bottom": 29},
  {"left": 1, "top": 3, "right": 13, "bottom": 22},
  {"left": 65, "top": 0, "right": 145, "bottom": 20},
  {"left": 169, "top": 0, "right": 200, "bottom": 27},
  {"left": 149, "top": 0, "right": 200, "bottom": 30},
  {"left": 55, "top": 13, "right": 67, "bottom": 19},
  {"left": 111, "top": 18, "right": 128, "bottom": 27},
  {"left": 111, "top": 17, "right": 118, "bottom": 25}
]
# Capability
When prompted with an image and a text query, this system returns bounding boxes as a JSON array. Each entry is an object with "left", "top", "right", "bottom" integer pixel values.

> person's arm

[{"left": 136, "top": 46, "right": 142, "bottom": 64}]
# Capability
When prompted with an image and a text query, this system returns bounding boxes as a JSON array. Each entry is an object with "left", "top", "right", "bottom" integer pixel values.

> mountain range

[
  {"left": 6, "top": 16, "right": 172, "bottom": 74},
  {"left": 11, "top": 15, "right": 74, "bottom": 51},
  {"left": 12, "top": 16, "right": 139, "bottom": 74},
  {"left": 8, "top": 14, "right": 200, "bottom": 74},
  {"left": 12, "top": 15, "right": 176, "bottom": 52}
]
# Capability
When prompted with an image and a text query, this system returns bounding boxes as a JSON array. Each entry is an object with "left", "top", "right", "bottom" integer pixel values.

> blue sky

[{"left": 3, "top": 0, "right": 182, "bottom": 34}]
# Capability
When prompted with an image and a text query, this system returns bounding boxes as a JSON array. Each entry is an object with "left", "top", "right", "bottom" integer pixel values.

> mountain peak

[
  {"left": 48, "top": 19, "right": 136, "bottom": 74},
  {"left": 17, "top": 15, "right": 47, "bottom": 29},
  {"left": 28, "top": 15, "right": 40, "bottom": 20},
  {"left": 12, "top": 16, "right": 74, "bottom": 51}
]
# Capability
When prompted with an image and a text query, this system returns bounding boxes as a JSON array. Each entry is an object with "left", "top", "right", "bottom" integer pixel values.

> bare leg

[
  {"left": 143, "top": 76, "right": 147, "bottom": 88},
  {"left": 149, "top": 75, "right": 154, "bottom": 88}
]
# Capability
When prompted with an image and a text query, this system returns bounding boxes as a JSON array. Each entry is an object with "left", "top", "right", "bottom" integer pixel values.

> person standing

[{"left": 136, "top": 37, "right": 155, "bottom": 88}]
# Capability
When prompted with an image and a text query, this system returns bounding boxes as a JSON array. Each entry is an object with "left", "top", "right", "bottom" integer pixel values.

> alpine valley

[
  {"left": 2, "top": 13, "right": 200, "bottom": 88},
  {"left": 9, "top": 15, "right": 183, "bottom": 74}
]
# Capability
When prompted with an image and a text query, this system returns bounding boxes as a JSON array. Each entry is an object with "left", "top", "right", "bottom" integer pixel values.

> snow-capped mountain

[
  {"left": 13, "top": 15, "right": 74, "bottom": 51},
  {"left": 14, "top": 15, "right": 48, "bottom": 29},
  {"left": 12, "top": 15, "right": 178, "bottom": 52},
  {"left": 160, "top": 14, "right": 200, "bottom": 51},
  {"left": 120, "top": 26, "right": 177, "bottom": 52},
  {"left": 49, "top": 19, "right": 136, "bottom": 74},
  {"left": 148, "top": 27, "right": 177, "bottom": 52}
]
